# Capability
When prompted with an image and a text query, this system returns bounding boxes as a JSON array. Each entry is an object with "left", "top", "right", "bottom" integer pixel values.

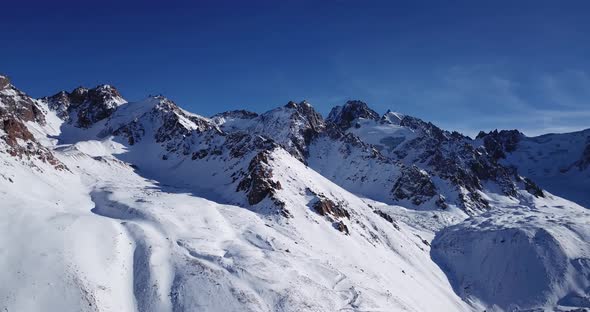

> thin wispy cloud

[
  {"left": 334, "top": 64, "right": 590, "bottom": 137},
  {"left": 539, "top": 70, "right": 590, "bottom": 109}
]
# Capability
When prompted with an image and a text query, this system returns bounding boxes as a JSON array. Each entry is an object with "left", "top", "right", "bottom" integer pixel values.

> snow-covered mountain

[
  {"left": 476, "top": 129, "right": 590, "bottom": 208},
  {"left": 1, "top": 74, "right": 589, "bottom": 311}
]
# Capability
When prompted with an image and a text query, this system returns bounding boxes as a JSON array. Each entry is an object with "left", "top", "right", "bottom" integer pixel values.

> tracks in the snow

[
  {"left": 90, "top": 188, "right": 173, "bottom": 312},
  {"left": 331, "top": 272, "right": 364, "bottom": 312}
]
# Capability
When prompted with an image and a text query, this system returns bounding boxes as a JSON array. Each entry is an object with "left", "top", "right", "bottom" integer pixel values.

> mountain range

[{"left": 1, "top": 74, "right": 589, "bottom": 311}]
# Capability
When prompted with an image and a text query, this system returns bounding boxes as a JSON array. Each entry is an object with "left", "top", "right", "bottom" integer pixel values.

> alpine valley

[{"left": 1, "top": 74, "right": 589, "bottom": 312}]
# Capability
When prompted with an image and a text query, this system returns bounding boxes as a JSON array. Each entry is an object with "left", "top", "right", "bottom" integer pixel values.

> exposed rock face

[
  {"left": 0, "top": 117, "right": 66, "bottom": 169},
  {"left": 0, "top": 84, "right": 46, "bottom": 125},
  {"left": 237, "top": 150, "right": 283, "bottom": 206},
  {"left": 2, "top": 117, "right": 34, "bottom": 145},
  {"left": 477, "top": 129, "right": 523, "bottom": 161},
  {"left": 113, "top": 120, "right": 145, "bottom": 146},
  {"left": 43, "top": 84, "right": 126, "bottom": 127},
  {"left": 289, "top": 101, "right": 325, "bottom": 144},
  {"left": 0, "top": 78, "right": 66, "bottom": 169},
  {"left": 373, "top": 210, "right": 401, "bottom": 230},
  {"left": 374, "top": 210, "right": 394, "bottom": 223},
  {"left": 277, "top": 101, "right": 326, "bottom": 161},
  {"left": 313, "top": 197, "right": 350, "bottom": 219},
  {"left": 211, "top": 109, "right": 258, "bottom": 120},
  {"left": 304, "top": 189, "right": 351, "bottom": 233},
  {"left": 225, "top": 132, "right": 277, "bottom": 159},
  {"left": 334, "top": 220, "right": 350, "bottom": 235},
  {"left": 392, "top": 165, "right": 438, "bottom": 206},
  {"left": 326, "top": 100, "right": 380, "bottom": 130},
  {"left": 522, "top": 176, "right": 545, "bottom": 198},
  {"left": 0, "top": 75, "right": 10, "bottom": 90}
]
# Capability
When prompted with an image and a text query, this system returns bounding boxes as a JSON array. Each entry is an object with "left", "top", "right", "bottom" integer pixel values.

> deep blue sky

[{"left": 2, "top": 0, "right": 590, "bottom": 136}]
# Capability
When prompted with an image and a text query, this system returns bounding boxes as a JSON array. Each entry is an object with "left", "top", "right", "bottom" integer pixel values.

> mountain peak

[
  {"left": 43, "top": 84, "right": 126, "bottom": 128},
  {"left": 285, "top": 100, "right": 298, "bottom": 109},
  {"left": 284, "top": 100, "right": 312, "bottom": 109},
  {"left": 475, "top": 129, "right": 523, "bottom": 140},
  {"left": 300, "top": 100, "right": 312, "bottom": 107},
  {"left": 96, "top": 84, "right": 116, "bottom": 90},
  {"left": 326, "top": 100, "right": 380, "bottom": 130},
  {"left": 381, "top": 110, "right": 405, "bottom": 125},
  {"left": 0, "top": 75, "right": 10, "bottom": 90}
]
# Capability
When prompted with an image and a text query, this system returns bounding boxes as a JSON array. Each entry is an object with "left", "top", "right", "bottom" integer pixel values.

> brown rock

[
  {"left": 334, "top": 221, "right": 350, "bottom": 235},
  {"left": 237, "top": 151, "right": 282, "bottom": 205},
  {"left": 313, "top": 197, "right": 350, "bottom": 219}
]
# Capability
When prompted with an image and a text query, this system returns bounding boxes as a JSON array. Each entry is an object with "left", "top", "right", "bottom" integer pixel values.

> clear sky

[{"left": 2, "top": 0, "right": 589, "bottom": 137}]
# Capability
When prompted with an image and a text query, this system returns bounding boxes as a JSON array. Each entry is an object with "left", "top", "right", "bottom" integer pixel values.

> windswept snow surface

[{"left": 432, "top": 192, "right": 590, "bottom": 311}]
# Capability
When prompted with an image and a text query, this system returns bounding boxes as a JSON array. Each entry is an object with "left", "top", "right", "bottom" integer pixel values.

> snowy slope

[
  {"left": 432, "top": 192, "right": 590, "bottom": 310},
  {"left": 0, "top": 114, "right": 470, "bottom": 312}
]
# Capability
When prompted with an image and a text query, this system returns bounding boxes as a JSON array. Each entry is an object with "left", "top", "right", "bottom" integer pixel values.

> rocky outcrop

[
  {"left": 226, "top": 132, "right": 277, "bottom": 159},
  {"left": 305, "top": 189, "right": 351, "bottom": 234},
  {"left": 43, "top": 84, "right": 125, "bottom": 128},
  {"left": 288, "top": 101, "right": 325, "bottom": 145},
  {"left": 2, "top": 117, "right": 34, "bottom": 146},
  {"left": 334, "top": 221, "right": 350, "bottom": 235},
  {"left": 278, "top": 101, "right": 325, "bottom": 161},
  {"left": 521, "top": 176, "right": 545, "bottom": 198},
  {"left": 327, "top": 100, "right": 380, "bottom": 130},
  {"left": 392, "top": 165, "right": 439, "bottom": 206},
  {"left": 374, "top": 210, "right": 401, "bottom": 230},
  {"left": 0, "top": 75, "right": 10, "bottom": 90},
  {"left": 113, "top": 120, "right": 145, "bottom": 146},
  {"left": 477, "top": 129, "right": 522, "bottom": 161},
  {"left": 0, "top": 118, "right": 66, "bottom": 169},
  {"left": 236, "top": 150, "right": 288, "bottom": 216},
  {"left": 0, "top": 80, "right": 66, "bottom": 170},
  {"left": 0, "top": 84, "right": 46, "bottom": 125},
  {"left": 374, "top": 209, "right": 393, "bottom": 223},
  {"left": 211, "top": 109, "right": 258, "bottom": 121},
  {"left": 313, "top": 197, "right": 350, "bottom": 219}
]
